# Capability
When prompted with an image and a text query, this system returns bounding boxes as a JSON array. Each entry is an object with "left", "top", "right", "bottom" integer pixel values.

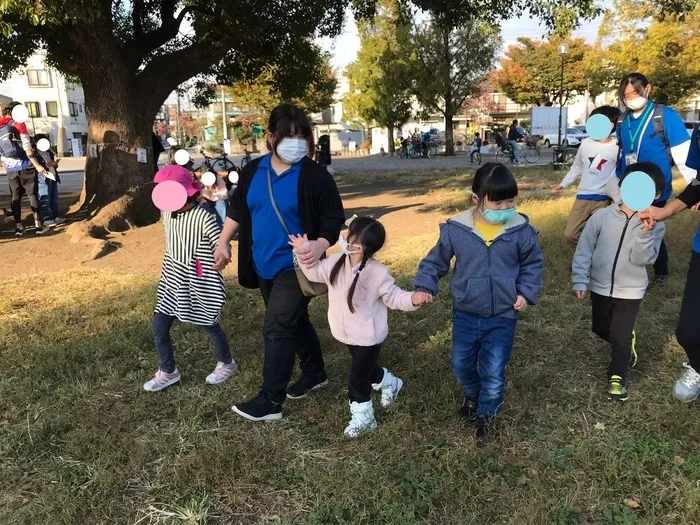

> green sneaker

[
  {"left": 608, "top": 375, "right": 628, "bottom": 402},
  {"left": 630, "top": 330, "right": 638, "bottom": 368}
]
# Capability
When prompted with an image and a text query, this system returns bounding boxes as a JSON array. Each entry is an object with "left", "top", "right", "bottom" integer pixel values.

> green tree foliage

[
  {"left": 412, "top": 18, "right": 501, "bottom": 156},
  {"left": 491, "top": 37, "right": 589, "bottom": 107},
  {"left": 343, "top": 0, "right": 413, "bottom": 154}
]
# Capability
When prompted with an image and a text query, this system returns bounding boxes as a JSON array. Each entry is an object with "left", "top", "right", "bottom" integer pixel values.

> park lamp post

[{"left": 557, "top": 43, "right": 568, "bottom": 152}]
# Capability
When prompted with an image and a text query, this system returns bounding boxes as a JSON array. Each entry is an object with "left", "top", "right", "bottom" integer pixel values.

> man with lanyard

[{"left": 617, "top": 73, "right": 696, "bottom": 286}]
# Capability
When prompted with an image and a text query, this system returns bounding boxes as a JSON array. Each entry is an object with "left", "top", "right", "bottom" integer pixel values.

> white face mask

[
  {"left": 625, "top": 96, "right": 648, "bottom": 111},
  {"left": 276, "top": 138, "right": 308, "bottom": 164},
  {"left": 339, "top": 237, "right": 361, "bottom": 256}
]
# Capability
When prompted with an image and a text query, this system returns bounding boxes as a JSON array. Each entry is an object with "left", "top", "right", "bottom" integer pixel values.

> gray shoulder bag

[{"left": 267, "top": 170, "right": 328, "bottom": 297}]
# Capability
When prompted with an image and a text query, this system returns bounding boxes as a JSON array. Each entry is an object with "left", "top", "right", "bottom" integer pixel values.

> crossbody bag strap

[{"left": 267, "top": 169, "right": 291, "bottom": 236}]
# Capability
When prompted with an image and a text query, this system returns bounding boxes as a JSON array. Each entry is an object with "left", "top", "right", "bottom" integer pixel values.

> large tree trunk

[
  {"left": 444, "top": 113, "right": 455, "bottom": 156},
  {"left": 387, "top": 123, "right": 395, "bottom": 155}
]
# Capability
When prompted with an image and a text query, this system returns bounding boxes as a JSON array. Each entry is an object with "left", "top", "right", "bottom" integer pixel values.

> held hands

[
  {"left": 552, "top": 185, "right": 564, "bottom": 194},
  {"left": 212, "top": 243, "right": 231, "bottom": 271},
  {"left": 288, "top": 233, "right": 310, "bottom": 251},
  {"left": 411, "top": 291, "right": 433, "bottom": 307},
  {"left": 295, "top": 237, "right": 330, "bottom": 266},
  {"left": 573, "top": 290, "right": 586, "bottom": 299},
  {"left": 514, "top": 295, "right": 528, "bottom": 311}
]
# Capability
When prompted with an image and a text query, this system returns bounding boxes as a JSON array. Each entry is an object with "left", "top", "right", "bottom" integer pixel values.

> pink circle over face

[{"left": 152, "top": 180, "right": 187, "bottom": 212}]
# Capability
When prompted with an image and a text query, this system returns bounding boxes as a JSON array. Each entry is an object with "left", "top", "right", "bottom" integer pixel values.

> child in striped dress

[{"left": 143, "top": 165, "right": 237, "bottom": 392}]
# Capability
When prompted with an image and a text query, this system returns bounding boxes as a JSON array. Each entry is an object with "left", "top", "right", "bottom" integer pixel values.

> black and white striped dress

[{"left": 155, "top": 205, "right": 226, "bottom": 326}]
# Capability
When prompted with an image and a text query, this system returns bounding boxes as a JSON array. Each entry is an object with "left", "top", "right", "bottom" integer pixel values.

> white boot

[
  {"left": 344, "top": 401, "right": 377, "bottom": 438},
  {"left": 372, "top": 368, "right": 403, "bottom": 408}
]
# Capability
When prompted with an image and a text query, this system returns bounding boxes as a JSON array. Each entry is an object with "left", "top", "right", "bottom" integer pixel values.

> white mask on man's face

[{"left": 276, "top": 138, "right": 308, "bottom": 164}]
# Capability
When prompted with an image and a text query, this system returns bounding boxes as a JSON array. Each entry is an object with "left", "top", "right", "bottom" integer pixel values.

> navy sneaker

[{"left": 232, "top": 392, "right": 282, "bottom": 422}]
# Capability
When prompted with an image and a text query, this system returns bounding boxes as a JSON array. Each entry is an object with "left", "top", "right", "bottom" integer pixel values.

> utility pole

[
  {"left": 221, "top": 86, "right": 228, "bottom": 141},
  {"left": 176, "top": 91, "right": 182, "bottom": 145},
  {"left": 52, "top": 69, "right": 66, "bottom": 156},
  {"left": 557, "top": 44, "right": 568, "bottom": 153}
]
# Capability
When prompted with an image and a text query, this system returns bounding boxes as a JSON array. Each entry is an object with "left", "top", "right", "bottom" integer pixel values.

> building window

[
  {"left": 25, "top": 102, "right": 41, "bottom": 118},
  {"left": 79, "top": 104, "right": 83, "bottom": 113},
  {"left": 69, "top": 102, "right": 79, "bottom": 117},
  {"left": 27, "top": 69, "right": 50, "bottom": 87},
  {"left": 46, "top": 101, "right": 58, "bottom": 117}
]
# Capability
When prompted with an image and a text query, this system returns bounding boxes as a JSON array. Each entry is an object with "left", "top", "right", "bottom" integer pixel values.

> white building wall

[{"left": 0, "top": 53, "right": 87, "bottom": 155}]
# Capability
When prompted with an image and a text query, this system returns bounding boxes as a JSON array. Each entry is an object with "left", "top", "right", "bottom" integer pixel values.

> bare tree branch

[{"left": 132, "top": 0, "right": 144, "bottom": 37}]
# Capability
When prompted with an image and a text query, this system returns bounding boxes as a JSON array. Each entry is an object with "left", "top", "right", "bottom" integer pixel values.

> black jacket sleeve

[
  {"left": 312, "top": 164, "right": 345, "bottom": 245},
  {"left": 678, "top": 178, "right": 700, "bottom": 209}
]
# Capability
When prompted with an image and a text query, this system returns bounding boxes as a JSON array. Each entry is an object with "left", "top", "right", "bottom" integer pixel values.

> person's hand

[
  {"left": 553, "top": 185, "right": 564, "bottom": 194},
  {"left": 288, "top": 233, "right": 310, "bottom": 251},
  {"left": 691, "top": 202, "right": 700, "bottom": 212},
  {"left": 641, "top": 217, "right": 656, "bottom": 232},
  {"left": 514, "top": 295, "right": 528, "bottom": 311},
  {"left": 212, "top": 243, "right": 231, "bottom": 271},
  {"left": 295, "top": 238, "right": 330, "bottom": 266},
  {"left": 412, "top": 291, "right": 433, "bottom": 306},
  {"left": 574, "top": 290, "right": 586, "bottom": 299},
  {"left": 638, "top": 206, "right": 670, "bottom": 223}
]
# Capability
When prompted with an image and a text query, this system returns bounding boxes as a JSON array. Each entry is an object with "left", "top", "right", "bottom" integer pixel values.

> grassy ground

[{"left": 3, "top": 167, "right": 700, "bottom": 524}]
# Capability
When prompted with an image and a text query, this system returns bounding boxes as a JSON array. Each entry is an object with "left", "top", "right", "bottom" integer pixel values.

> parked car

[{"left": 542, "top": 128, "right": 587, "bottom": 148}]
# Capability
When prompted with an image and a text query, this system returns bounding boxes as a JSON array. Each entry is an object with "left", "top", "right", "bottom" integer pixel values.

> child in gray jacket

[{"left": 572, "top": 162, "right": 666, "bottom": 401}]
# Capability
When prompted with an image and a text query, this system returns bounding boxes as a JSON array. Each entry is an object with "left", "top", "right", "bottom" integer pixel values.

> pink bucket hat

[{"left": 153, "top": 165, "right": 201, "bottom": 196}]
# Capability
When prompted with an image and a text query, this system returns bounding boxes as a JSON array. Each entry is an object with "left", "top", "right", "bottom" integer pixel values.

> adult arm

[
  {"left": 572, "top": 211, "right": 603, "bottom": 293},
  {"left": 213, "top": 180, "right": 244, "bottom": 270},
  {"left": 665, "top": 108, "right": 697, "bottom": 184},
  {"left": 516, "top": 227, "right": 544, "bottom": 305},
  {"left": 16, "top": 123, "right": 46, "bottom": 174},
  {"left": 413, "top": 224, "right": 454, "bottom": 296}
]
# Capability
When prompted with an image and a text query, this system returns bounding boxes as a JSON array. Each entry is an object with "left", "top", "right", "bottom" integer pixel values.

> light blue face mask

[{"left": 481, "top": 206, "right": 516, "bottom": 225}]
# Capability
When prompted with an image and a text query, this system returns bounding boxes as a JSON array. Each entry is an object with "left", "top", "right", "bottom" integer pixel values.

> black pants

[
  {"left": 653, "top": 201, "right": 668, "bottom": 277},
  {"left": 676, "top": 251, "right": 700, "bottom": 371},
  {"left": 348, "top": 344, "right": 385, "bottom": 403},
  {"left": 8, "top": 168, "right": 40, "bottom": 224},
  {"left": 591, "top": 292, "right": 642, "bottom": 380},
  {"left": 259, "top": 270, "right": 325, "bottom": 403}
]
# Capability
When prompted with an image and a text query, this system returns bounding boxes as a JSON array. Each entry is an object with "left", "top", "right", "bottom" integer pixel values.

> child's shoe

[
  {"left": 475, "top": 414, "right": 495, "bottom": 444},
  {"left": 630, "top": 330, "right": 638, "bottom": 368},
  {"left": 143, "top": 369, "right": 181, "bottom": 392},
  {"left": 608, "top": 375, "right": 628, "bottom": 401},
  {"left": 205, "top": 361, "right": 238, "bottom": 385},
  {"left": 459, "top": 396, "right": 478, "bottom": 423},
  {"left": 345, "top": 401, "right": 377, "bottom": 437},
  {"left": 673, "top": 363, "right": 700, "bottom": 402},
  {"left": 372, "top": 368, "right": 403, "bottom": 408}
]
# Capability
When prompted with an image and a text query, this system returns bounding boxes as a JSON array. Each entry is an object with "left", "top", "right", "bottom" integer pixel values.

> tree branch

[{"left": 132, "top": 0, "right": 144, "bottom": 37}]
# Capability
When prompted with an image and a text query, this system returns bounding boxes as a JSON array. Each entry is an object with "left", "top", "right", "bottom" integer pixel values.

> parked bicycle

[
  {"left": 240, "top": 149, "right": 252, "bottom": 169},
  {"left": 496, "top": 138, "right": 540, "bottom": 164},
  {"left": 398, "top": 140, "right": 417, "bottom": 159},
  {"left": 197, "top": 151, "right": 236, "bottom": 174}
]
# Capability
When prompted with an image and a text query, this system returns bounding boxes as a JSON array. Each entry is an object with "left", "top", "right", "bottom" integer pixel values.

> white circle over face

[
  {"left": 37, "top": 138, "right": 51, "bottom": 152},
  {"left": 174, "top": 149, "right": 190, "bottom": 166},
  {"left": 228, "top": 171, "right": 239, "bottom": 184},
  {"left": 201, "top": 171, "right": 216, "bottom": 186},
  {"left": 11, "top": 104, "right": 29, "bottom": 123}
]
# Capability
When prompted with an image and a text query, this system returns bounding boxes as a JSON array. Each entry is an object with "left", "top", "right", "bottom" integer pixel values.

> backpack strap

[{"left": 649, "top": 103, "right": 674, "bottom": 166}]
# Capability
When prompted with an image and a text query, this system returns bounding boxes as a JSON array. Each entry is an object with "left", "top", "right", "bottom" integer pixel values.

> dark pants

[
  {"left": 451, "top": 309, "right": 517, "bottom": 416},
  {"left": 259, "top": 270, "right": 325, "bottom": 403},
  {"left": 676, "top": 251, "right": 700, "bottom": 371},
  {"left": 8, "top": 168, "right": 41, "bottom": 224},
  {"left": 590, "top": 292, "right": 642, "bottom": 380},
  {"left": 152, "top": 313, "right": 232, "bottom": 374},
  {"left": 653, "top": 201, "right": 668, "bottom": 277},
  {"left": 347, "top": 344, "right": 384, "bottom": 403}
]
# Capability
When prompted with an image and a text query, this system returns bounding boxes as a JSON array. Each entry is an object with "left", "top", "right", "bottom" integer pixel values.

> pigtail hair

[
  {"left": 347, "top": 252, "right": 370, "bottom": 314},
  {"left": 329, "top": 253, "right": 347, "bottom": 287}
]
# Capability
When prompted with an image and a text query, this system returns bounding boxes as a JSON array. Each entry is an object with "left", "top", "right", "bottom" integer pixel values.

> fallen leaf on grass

[
  {"left": 674, "top": 455, "right": 686, "bottom": 465},
  {"left": 594, "top": 422, "right": 605, "bottom": 431},
  {"left": 624, "top": 497, "right": 642, "bottom": 510}
]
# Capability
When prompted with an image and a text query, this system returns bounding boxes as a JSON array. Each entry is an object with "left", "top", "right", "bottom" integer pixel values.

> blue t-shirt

[
  {"left": 617, "top": 103, "right": 689, "bottom": 203},
  {"left": 247, "top": 154, "right": 303, "bottom": 280},
  {"left": 685, "top": 125, "right": 700, "bottom": 253}
]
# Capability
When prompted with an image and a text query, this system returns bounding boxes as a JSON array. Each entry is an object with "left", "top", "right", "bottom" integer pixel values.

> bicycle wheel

[
  {"left": 474, "top": 151, "right": 482, "bottom": 164},
  {"left": 427, "top": 145, "right": 438, "bottom": 159},
  {"left": 496, "top": 149, "right": 510, "bottom": 164},
  {"left": 409, "top": 147, "right": 417, "bottom": 159},
  {"left": 524, "top": 147, "right": 540, "bottom": 164},
  {"left": 398, "top": 148, "right": 406, "bottom": 159},
  {"left": 213, "top": 157, "right": 235, "bottom": 173}
]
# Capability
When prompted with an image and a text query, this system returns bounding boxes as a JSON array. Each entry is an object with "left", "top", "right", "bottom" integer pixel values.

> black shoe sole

[
  {"left": 232, "top": 405, "right": 283, "bottom": 422},
  {"left": 286, "top": 379, "right": 329, "bottom": 400}
]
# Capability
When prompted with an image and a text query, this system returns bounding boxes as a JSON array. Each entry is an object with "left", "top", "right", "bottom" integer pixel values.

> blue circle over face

[
  {"left": 620, "top": 171, "right": 656, "bottom": 211},
  {"left": 586, "top": 114, "right": 612, "bottom": 140}
]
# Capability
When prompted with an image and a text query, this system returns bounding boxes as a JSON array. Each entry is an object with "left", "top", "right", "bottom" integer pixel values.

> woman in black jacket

[{"left": 213, "top": 103, "right": 345, "bottom": 421}]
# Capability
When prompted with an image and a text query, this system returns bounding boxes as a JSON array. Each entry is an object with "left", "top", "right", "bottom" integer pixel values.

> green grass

[{"left": 3, "top": 168, "right": 700, "bottom": 524}]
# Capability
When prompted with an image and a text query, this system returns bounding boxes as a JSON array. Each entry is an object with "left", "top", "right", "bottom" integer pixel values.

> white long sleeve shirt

[{"left": 560, "top": 138, "right": 620, "bottom": 200}]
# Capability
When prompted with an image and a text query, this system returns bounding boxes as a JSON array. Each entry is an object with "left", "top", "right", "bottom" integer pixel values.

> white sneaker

[
  {"left": 674, "top": 363, "right": 700, "bottom": 402},
  {"left": 143, "top": 369, "right": 181, "bottom": 392},
  {"left": 372, "top": 368, "right": 403, "bottom": 408},
  {"left": 205, "top": 361, "right": 238, "bottom": 385},
  {"left": 344, "top": 401, "right": 377, "bottom": 438}
]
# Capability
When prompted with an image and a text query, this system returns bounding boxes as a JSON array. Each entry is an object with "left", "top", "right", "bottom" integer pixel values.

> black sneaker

[
  {"left": 232, "top": 392, "right": 282, "bottom": 422},
  {"left": 14, "top": 227, "right": 24, "bottom": 237},
  {"left": 35, "top": 226, "right": 47, "bottom": 236},
  {"left": 459, "top": 397, "right": 478, "bottom": 423},
  {"left": 475, "top": 414, "right": 495, "bottom": 444},
  {"left": 649, "top": 275, "right": 668, "bottom": 289},
  {"left": 286, "top": 375, "right": 328, "bottom": 400}
]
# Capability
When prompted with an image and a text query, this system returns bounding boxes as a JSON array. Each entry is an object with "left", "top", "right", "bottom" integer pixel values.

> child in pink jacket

[{"left": 289, "top": 216, "right": 432, "bottom": 437}]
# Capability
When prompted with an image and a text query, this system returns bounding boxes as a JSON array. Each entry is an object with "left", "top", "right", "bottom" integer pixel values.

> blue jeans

[
  {"left": 202, "top": 199, "right": 227, "bottom": 228},
  {"left": 451, "top": 308, "right": 517, "bottom": 416},
  {"left": 37, "top": 176, "right": 59, "bottom": 221},
  {"left": 508, "top": 140, "right": 519, "bottom": 162},
  {"left": 152, "top": 313, "right": 232, "bottom": 373}
]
